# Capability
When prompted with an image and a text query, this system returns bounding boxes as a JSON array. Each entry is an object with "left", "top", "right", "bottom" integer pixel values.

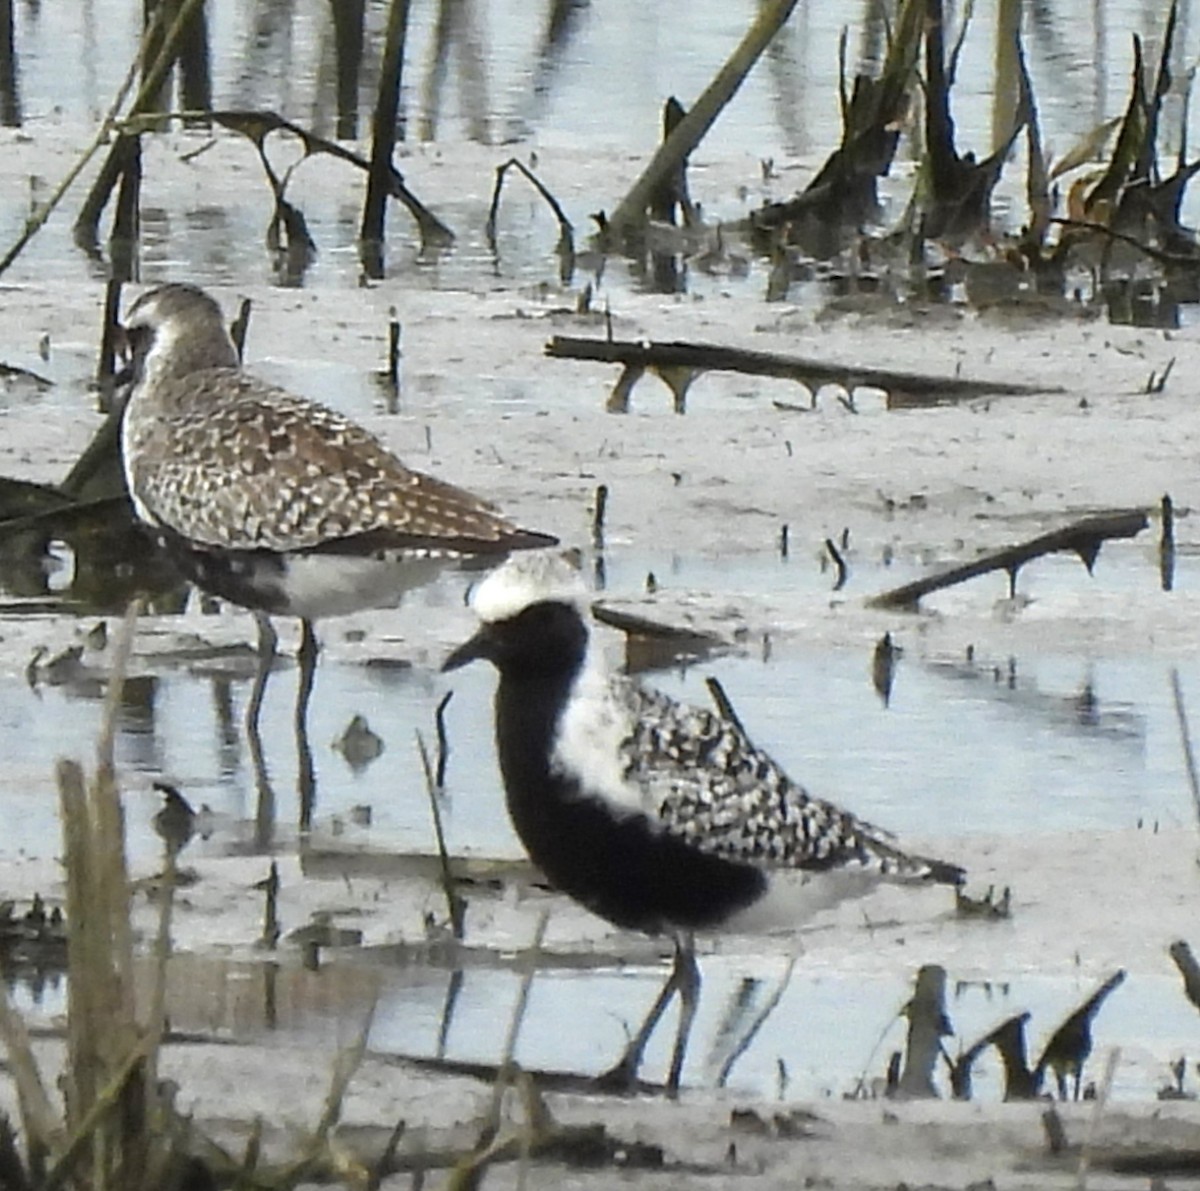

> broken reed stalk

[
  {"left": 0, "top": 992, "right": 61, "bottom": 1175},
  {"left": 492, "top": 911, "right": 551, "bottom": 1119},
  {"left": 0, "top": 0, "right": 190, "bottom": 274},
  {"left": 360, "top": 0, "right": 411, "bottom": 260},
  {"left": 270, "top": 1004, "right": 378, "bottom": 1187},
  {"left": 72, "top": 0, "right": 207, "bottom": 250},
  {"left": 704, "top": 676, "right": 746, "bottom": 736},
  {"left": 51, "top": 601, "right": 180, "bottom": 1189},
  {"left": 1170, "top": 669, "right": 1200, "bottom": 826},
  {"left": 95, "top": 277, "right": 125, "bottom": 410},
  {"left": 605, "top": 0, "right": 800, "bottom": 238},
  {"left": 895, "top": 964, "right": 949, "bottom": 1098},
  {"left": 591, "top": 483, "right": 608, "bottom": 551},
  {"left": 109, "top": 132, "right": 142, "bottom": 282},
  {"left": 1160, "top": 493, "right": 1176, "bottom": 592},
  {"left": 386, "top": 308, "right": 402, "bottom": 390},
  {"left": 485, "top": 158, "right": 575, "bottom": 268},
  {"left": 416, "top": 729, "right": 466, "bottom": 939},
  {"left": 229, "top": 298, "right": 252, "bottom": 363},
  {"left": 258, "top": 860, "right": 281, "bottom": 949}
]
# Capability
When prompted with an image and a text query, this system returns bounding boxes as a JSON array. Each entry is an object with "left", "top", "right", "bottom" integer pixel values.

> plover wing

[
  {"left": 125, "top": 371, "right": 530, "bottom": 554},
  {"left": 614, "top": 678, "right": 955, "bottom": 881}
]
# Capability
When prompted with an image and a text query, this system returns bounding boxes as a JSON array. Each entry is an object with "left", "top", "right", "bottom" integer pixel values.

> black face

[{"left": 442, "top": 600, "right": 589, "bottom": 682}]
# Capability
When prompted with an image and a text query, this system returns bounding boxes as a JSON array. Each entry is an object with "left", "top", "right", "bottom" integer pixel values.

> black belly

[
  {"left": 494, "top": 675, "right": 767, "bottom": 935},
  {"left": 511, "top": 778, "right": 767, "bottom": 934}
]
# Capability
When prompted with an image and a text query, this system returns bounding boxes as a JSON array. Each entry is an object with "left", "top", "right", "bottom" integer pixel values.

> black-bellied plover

[
  {"left": 443, "top": 552, "right": 963, "bottom": 1093},
  {"left": 119, "top": 283, "right": 557, "bottom": 736}
]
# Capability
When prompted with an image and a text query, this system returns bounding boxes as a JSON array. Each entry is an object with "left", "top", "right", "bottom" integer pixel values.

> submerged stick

[
  {"left": 869, "top": 511, "right": 1149, "bottom": 611},
  {"left": 1171, "top": 669, "right": 1200, "bottom": 825},
  {"left": 416, "top": 730, "right": 466, "bottom": 939}
]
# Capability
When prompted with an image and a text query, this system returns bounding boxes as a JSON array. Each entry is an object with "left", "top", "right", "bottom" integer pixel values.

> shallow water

[
  {"left": 1, "top": 546, "right": 1193, "bottom": 872},
  {"left": 1, "top": 0, "right": 1199, "bottom": 1112},
  {"left": 2, "top": 1, "right": 1199, "bottom": 311}
]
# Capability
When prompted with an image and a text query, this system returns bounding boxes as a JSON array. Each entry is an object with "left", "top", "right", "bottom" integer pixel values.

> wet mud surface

[{"left": 2, "top": 3, "right": 1200, "bottom": 1184}]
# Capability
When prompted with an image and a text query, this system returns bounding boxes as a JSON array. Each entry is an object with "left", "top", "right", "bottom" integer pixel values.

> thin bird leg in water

[
  {"left": 295, "top": 618, "right": 319, "bottom": 832},
  {"left": 245, "top": 611, "right": 278, "bottom": 733},
  {"left": 665, "top": 935, "right": 700, "bottom": 1095},
  {"left": 296, "top": 617, "right": 320, "bottom": 727},
  {"left": 596, "top": 935, "right": 697, "bottom": 1092}
]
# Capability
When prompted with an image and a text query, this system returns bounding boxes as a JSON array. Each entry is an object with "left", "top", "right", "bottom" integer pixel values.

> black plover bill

[
  {"left": 118, "top": 282, "right": 557, "bottom": 733},
  {"left": 443, "top": 552, "right": 964, "bottom": 1092}
]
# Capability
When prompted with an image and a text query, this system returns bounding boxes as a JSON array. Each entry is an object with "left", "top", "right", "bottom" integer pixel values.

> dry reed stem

[
  {"left": 0, "top": 0, "right": 203, "bottom": 275},
  {"left": 606, "top": 0, "right": 799, "bottom": 236},
  {"left": 0, "top": 988, "right": 62, "bottom": 1161},
  {"left": 1075, "top": 1047, "right": 1120, "bottom": 1191},
  {"left": 416, "top": 729, "right": 466, "bottom": 939}
]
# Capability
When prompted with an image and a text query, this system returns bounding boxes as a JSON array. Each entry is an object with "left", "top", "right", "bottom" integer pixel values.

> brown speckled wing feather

[{"left": 126, "top": 371, "right": 532, "bottom": 552}]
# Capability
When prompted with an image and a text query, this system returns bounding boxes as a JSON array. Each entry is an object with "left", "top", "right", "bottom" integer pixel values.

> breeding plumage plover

[
  {"left": 118, "top": 283, "right": 557, "bottom": 737},
  {"left": 443, "top": 551, "right": 964, "bottom": 1092}
]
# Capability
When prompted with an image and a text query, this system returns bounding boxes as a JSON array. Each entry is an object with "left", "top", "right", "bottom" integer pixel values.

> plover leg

[
  {"left": 245, "top": 611, "right": 278, "bottom": 734},
  {"left": 596, "top": 934, "right": 698, "bottom": 1094}
]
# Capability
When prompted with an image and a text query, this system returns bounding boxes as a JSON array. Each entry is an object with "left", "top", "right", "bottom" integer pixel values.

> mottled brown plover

[
  {"left": 119, "top": 282, "right": 557, "bottom": 732},
  {"left": 443, "top": 552, "right": 963, "bottom": 1093}
]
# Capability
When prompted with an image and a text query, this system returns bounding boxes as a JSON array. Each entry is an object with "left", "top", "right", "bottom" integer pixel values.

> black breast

[{"left": 494, "top": 673, "right": 767, "bottom": 934}]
